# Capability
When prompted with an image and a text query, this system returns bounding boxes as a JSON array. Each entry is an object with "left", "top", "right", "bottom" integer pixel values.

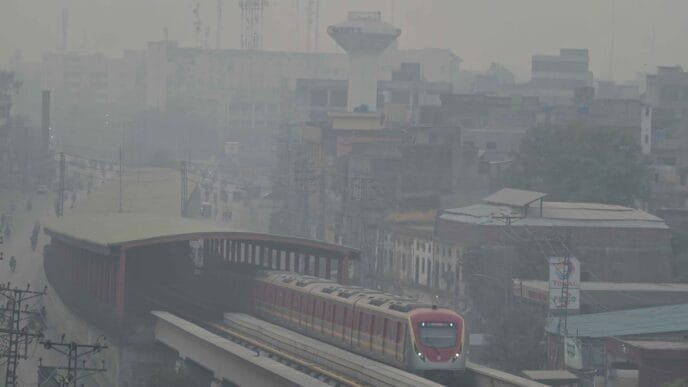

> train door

[
  {"left": 355, "top": 311, "right": 362, "bottom": 348},
  {"left": 342, "top": 307, "right": 348, "bottom": 343},
  {"left": 381, "top": 318, "right": 388, "bottom": 356},
  {"left": 297, "top": 294, "right": 304, "bottom": 327},
  {"left": 369, "top": 315, "right": 375, "bottom": 351},
  {"left": 395, "top": 321, "right": 404, "bottom": 363}
]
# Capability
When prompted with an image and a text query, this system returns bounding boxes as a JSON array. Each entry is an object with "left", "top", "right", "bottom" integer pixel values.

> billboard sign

[
  {"left": 548, "top": 257, "right": 581, "bottom": 310},
  {"left": 564, "top": 336, "right": 583, "bottom": 369},
  {"left": 549, "top": 288, "right": 580, "bottom": 310}
]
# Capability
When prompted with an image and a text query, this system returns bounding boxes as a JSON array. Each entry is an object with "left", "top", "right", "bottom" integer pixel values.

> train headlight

[
  {"left": 452, "top": 352, "right": 461, "bottom": 362},
  {"left": 416, "top": 351, "right": 426, "bottom": 362}
]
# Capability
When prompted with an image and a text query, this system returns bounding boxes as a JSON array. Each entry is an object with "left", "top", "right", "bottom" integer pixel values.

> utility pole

[
  {"left": 40, "top": 334, "right": 108, "bottom": 387},
  {"left": 557, "top": 230, "right": 572, "bottom": 335},
  {"left": 0, "top": 283, "right": 48, "bottom": 387},
  {"left": 55, "top": 152, "right": 65, "bottom": 217},
  {"left": 118, "top": 146, "right": 123, "bottom": 213},
  {"left": 180, "top": 161, "right": 188, "bottom": 216}
]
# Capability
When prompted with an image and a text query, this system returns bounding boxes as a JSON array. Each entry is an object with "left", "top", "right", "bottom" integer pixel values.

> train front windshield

[{"left": 418, "top": 322, "right": 458, "bottom": 349}]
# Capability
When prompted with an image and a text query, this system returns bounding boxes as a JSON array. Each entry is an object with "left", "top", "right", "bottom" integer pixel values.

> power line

[
  {"left": 39, "top": 334, "right": 108, "bottom": 387},
  {"left": 0, "top": 283, "right": 48, "bottom": 387}
]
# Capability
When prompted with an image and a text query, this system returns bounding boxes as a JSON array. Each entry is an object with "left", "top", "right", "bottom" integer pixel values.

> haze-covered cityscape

[{"left": 1, "top": 1, "right": 688, "bottom": 386}]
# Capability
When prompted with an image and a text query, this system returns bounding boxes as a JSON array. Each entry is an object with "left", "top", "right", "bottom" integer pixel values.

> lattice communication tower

[{"left": 239, "top": 0, "right": 268, "bottom": 49}]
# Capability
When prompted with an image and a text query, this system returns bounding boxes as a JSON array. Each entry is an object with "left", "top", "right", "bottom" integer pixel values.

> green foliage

[
  {"left": 664, "top": 379, "right": 688, "bottom": 387},
  {"left": 146, "top": 368, "right": 199, "bottom": 387},
  {"left": 486, "top": 302, "right": 546, "bottom": 373},
  {"left": 499, "top": 126, "right": 651, "bottom": 206},
  {"left": 672, "top": 226, "right": 688, "bottom": 282},
  {"left": 0, "top": 70, "right": 22, "bottom": 95}
]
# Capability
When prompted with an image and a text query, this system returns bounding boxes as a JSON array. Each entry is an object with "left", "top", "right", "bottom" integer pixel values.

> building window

[
  {"left": 330, "top": 90, "right": 347, "bottom": 108},
  {"left": 421, "top": 258, "right": 425, "bottom": 274},
  {"left": 310, "top": 89, "right": 328, "bottom": 107},
  {"left": 486, "top": 141, "right": 497, "bottom": 149},
  {"left": 661, "top": 156, "right": 677, "bottom": 166}
]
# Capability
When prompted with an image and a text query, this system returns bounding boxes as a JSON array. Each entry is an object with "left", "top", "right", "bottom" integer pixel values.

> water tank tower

[{"left": 328, "top": 12, "right": 401, "bottom": 112}]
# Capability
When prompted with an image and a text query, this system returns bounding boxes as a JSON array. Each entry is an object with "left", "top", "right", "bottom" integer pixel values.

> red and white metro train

[{"left": 249, "top": 270, "right": 466, "bottom": 377}]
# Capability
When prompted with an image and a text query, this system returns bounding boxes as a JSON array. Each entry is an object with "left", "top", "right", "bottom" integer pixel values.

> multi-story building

[
  {"left": 43, "top": 50, "right": 146, "bottom": 107},
  {"left": 530, "top": 48, "right": 594, "bottom": 105},
  {"left": 435, "top": 188, "right": 673, "bottom": 284},
  {"left": 644, "top": 66, "right": 688, "bottom": 209}
]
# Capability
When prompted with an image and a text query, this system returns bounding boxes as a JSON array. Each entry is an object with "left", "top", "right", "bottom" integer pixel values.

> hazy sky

[{"left": 1, "top": 0, "right": 687, "bottom": 81}]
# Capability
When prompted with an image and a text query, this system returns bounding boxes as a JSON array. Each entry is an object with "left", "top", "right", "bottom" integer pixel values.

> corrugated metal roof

[
  {"left": 516, "top": 280, "right": 688, "bottom": 292},
  {"left": 546, "top": 303, "right": 688, "bottom": 338},
  {"left": 483, "top": 188, "right": 547, "bottom": 207},
  {"left": 542, "top": 202, "right": 663, "bottom": 222},
  {"left": 439, "top": 203, "right": 668, "bottom": 229},
  {"left": 620, "top": 340, "right": 688, "bottom": 351},
  {"left": 385, "top": 210, "right": 437, "bottom": 224}
]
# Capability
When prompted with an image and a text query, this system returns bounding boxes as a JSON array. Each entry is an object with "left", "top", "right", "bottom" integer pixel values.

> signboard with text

[
  {"left": 548, "top": 257, "right": 581, "bottom": 310},
  {"left": 564, "top": 336, "right": 583, "bottom": 369}
]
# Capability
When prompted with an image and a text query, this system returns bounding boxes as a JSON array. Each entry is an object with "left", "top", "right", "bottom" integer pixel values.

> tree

[{"left": 499, "top": 126, "right": 651, "bottom": 206}]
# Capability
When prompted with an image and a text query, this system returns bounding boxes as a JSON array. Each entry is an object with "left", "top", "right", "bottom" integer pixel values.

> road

[{"left": 0, "top": 187, "right": 115, "bottom": 386}]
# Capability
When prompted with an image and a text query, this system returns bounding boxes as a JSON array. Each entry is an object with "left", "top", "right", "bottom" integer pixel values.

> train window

[
  {"left": 342, "top": 308, "right": 348, "bottom": 332},
  {"left": 360, "top": 313, "right": 368, "bottom": 333},
  {"left": 386, "top": 319, "right": 395, "bottom": 341},
  {"left": 396, "top": 322, "right": 403, "bottom": 344}
]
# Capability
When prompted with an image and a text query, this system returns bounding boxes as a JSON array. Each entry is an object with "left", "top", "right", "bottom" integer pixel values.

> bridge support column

[
  {"left": 314, "top": 255, "right": 320, "bottom": 277},
  {"left": 325, "top": 258, "right": 331, "bottom": 280},
  {"left": 115, "top": 248, "right": 127, "bottom": 320},
  {"left": 338, "top": 252, "right": 350, "bottom": 285}
]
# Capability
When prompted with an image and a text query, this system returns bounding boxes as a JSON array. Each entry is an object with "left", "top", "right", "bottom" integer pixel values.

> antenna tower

[
  {"left": 239, "top": 0, "right": 268, "bottom": 49},
  {"left": 216, "top": 0, "right": 223, "bottom": 49},
  {"left": 192, "top": 2, "right": 203, "bottom": 47},
  {"left": 305, "top": 0, "right": 319, "bottom": 51},
  {"left": 608, "top": 0, "right": 616, "bottom": 81}
]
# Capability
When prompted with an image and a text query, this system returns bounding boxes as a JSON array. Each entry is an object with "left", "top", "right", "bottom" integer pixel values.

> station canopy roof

[{"left": 44, "top": 212, "right": 360, "bottom": 257}]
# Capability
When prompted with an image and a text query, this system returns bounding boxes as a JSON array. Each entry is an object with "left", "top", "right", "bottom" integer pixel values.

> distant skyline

[{"left": 1, "top": 0, "right": 687, "bottom": 81}]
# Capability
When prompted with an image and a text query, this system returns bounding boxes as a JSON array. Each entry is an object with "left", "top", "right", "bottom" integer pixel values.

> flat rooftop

[{"left": 515, "top": 280, "right": 688, "bottom": 293}]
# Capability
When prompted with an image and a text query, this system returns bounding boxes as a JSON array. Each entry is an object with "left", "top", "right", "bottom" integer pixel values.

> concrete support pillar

[
  {"left": 115, "top": 248, "right": 127, "bottom": 320},
  {"left": 314, "top": 255, "right": 320, "bottom": 277},
  {"left": 338, "top": 252, "right": 350, "bottom": 285},
  {"left": 325, "top": 257, "right": 332, "bottom": 280}
]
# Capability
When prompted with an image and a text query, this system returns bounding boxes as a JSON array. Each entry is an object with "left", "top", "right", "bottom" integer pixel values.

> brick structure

[{"left": 435, "top": 188, "right": 672, "bottom": 283}]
